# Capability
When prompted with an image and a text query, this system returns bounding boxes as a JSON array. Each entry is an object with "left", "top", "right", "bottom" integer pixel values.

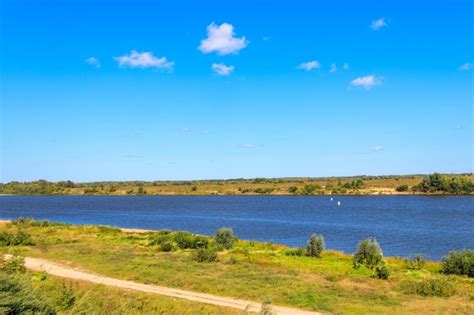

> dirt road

[{"left": 20, "top": 256, "right": 321, "bottom": 315}]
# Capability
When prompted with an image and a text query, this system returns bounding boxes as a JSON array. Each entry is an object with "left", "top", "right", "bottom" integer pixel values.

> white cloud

[
  {"left": 85, "top": 57, "right": 101, "bottom": 68},
  {"left": 330, "top": 63, "right": 349, "bottom": 73},
  {"left": 181, "top": 128, "right": 190, "bottom": 133},
  {"left": 115, "top": 50, "right": 174, "bottom": 70},
  {"left": 241, "top": 144, "right": 255, "bottom": 149},
  {"left": 351, "top": 75, "right": 383, "bottom": 90},
  {"left": 371, "top": 18, "right": 388, "bottom": 30},
  {"left": 123, "top": 154, "right": 144, "bottom": 159},
  {"left": 212, "top": 63, "right": 234, "bottom": 76},
  {"left": 297, "top": 60, "right": 320, "bottom": 71},
  {"left": 372, "top": 146, "right": 384, "bottom": 152},
  {"left": 459, "top": 62, "right": 473, "bottom": 71},
  {"left": 199, "top": 22, "right": 248, "bottom": 55}
]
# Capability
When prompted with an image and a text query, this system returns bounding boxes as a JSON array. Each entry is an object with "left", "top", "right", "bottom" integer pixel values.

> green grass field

[
  {"left": 0, "top": 268, "right": 243, "bottom": 314},
  {"left": 1, "top": 220, "right": 473, "bottom": 314}
]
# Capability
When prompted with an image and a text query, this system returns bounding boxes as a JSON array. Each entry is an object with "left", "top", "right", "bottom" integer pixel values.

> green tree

[
  {"left": 441, "top": 250, "right": 474, "bottom": 277},
  {"left": 214, "top": 227, "right": 237, "bottom": 249},
  {"left": 306, "top": 233, "right": 324, "bottom": 258},
  {"left": 353, "top": 238, "right": 383, "bottom": 269}
]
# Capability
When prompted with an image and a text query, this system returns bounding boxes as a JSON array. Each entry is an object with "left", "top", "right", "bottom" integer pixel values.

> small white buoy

[
  {"left": 337, "top": 201, "right": 341, "bottom": 206},
  {"left": 330, "top": 197, "right": 333, "bottom": 201}
]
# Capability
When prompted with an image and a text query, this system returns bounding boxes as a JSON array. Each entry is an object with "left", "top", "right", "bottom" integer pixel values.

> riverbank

[
  {"left": 1, "top": 173, "right": 472, "bottom": 196},
  {"left": 1, "top": 219, "right": 472, "bottom": 314}
]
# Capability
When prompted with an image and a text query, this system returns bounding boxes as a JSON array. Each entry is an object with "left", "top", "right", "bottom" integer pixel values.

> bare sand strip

[{"left": 19, "top": 256, "right": 321, "bottom": 315}]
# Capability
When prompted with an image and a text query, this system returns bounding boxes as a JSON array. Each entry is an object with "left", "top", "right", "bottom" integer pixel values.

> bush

[
  {"left": 194, "top": 248, "right": 218, "bottom": 263},
  {"left": 0, "top": 231, "right": 12, "bottom": 246},
  {"left": 441, "top": 250, "right": 474, "bottom": 277},
  {"left": 0, "top": 230, "right": 34, "bottom": 246},
  {"left": 173, "top": 231, "right": 194, "bottom": 249},
  {"left": 28, "top": 220, "right": 50, "bottom": 227},
  {"left": 148, "top": 234, "right": 171, "bottom": 246},
  {"left": 1, "top": 254, "right": 26, "bottom": 273},
  {"left": 288, "top": 186, "right": 298, "bottom": 194},
  {"left": 306, "top": 233, "right": 324, "bottom": 258},
  {"left": 396, "top": 184, "right": 409, "bottom": 192},
  {"left": 159, "top": 242, "right": 175, "bottom": 252},
  {"left": 192, "top": 236, "right": 209, "bottom": 249},
  {"left": 401, "top": 278, "right": 456, "bottom": 297},
  {"left": 214, "top": 228, "right": 237, "bottom": 250},
  {"left": 408, "top": 254, "right": 427, "bottom": 270},
  {"left": 0, "top": 273, "right": 56, "bottom": 314},
  {"left": 284, "top": 247, "right": 305, "bottom": 257},
  {"left": 375, "top": 265, "right": 390, "bottom": 279},
  {"left": 11, "top": 217, "right": 29, "bottom": 226},
  {"left": 14, "top": 231, "right": 34, "bottom": 246},
  {"left": 353, "top": 238, "right": 383, "bottom": 269},
  {"left": 303, "top": 184, "right": 320, "bottom": 194},
  {"left": 172, "top": 232, "right": 208, "bottom": 249}
]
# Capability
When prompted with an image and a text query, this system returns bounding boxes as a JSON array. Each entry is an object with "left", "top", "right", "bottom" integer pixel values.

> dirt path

[{"left": 20, "top": 256, "right": 321, "bottom": 315}]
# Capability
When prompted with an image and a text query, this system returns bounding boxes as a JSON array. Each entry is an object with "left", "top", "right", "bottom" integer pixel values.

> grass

[
  {"left": 0, "top": 269, "right": 243, "bottom": 314},
  {"left": 1, "top": 220, "right": 473, "bottom": 314}
]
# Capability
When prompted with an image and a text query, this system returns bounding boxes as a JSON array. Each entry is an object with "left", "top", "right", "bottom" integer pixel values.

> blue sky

[{"left": 0, "top": 0, "right": 472, "bottom": 182}]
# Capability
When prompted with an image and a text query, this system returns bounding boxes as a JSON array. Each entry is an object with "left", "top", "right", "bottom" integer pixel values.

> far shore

[{"left": 0, "top": 219, "right": 155, "bottom": 234}]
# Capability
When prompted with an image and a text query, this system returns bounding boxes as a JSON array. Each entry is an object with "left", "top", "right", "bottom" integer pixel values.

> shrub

[
  {"left": 396, "top": 184, "right": 409, "bottom": 192},
  {"left": 1, "top": 254, "right": 26, "bottom": 273},
  {"left": 191, "top": 236, "right": 209, "bottom": 249},
  {"left": 408, "top": 254, "right": 427, "bottom": 270},
  {"left": 0, "top": 273, "right": 56, "bottom": 314},
  {"left": 441, "top": 250, "right": 474, "bottom": 277},
  {"left": 159, "top": 242, "right": 175, "bottom": 252},
  {"left": 194, "top": 248, "right": 218, "bottom": 263},
  {"left": 353, "top": 238, "right": 383, "bottom": 269},
  {"left": 306, "top": 233, "right": 324, "bottom": 258},
  {"left": 400, "top": 278, "right": 456, "bottom": 297},
  {"left": 288, "top": 186, "right": 298, "bottom": 194},
  {"left": 0, "top": 231, "right": 34, "bottom": 246},
  {"left": 0, "top": 231, "right": 13, "bottom": 246},
  {"left": 171, "top": 232, "right": 208, "bottom": 249},
  {"left": 13, "top": 231, "right": 34, "bottom": 246},
  {"left": 148, "top": 234, "right": 171, "bottom": 246},
  {"left": 375, "top": 265, "right": 390, "bottom": 279},
  {"left": 174, "top": 231, "right": 194, "bottom": 249},
  {"left": 303, "top": 184, "right": 320, "bottom": 194},
  {"left": 214, "top": 228, "right": 237, "bottom": 250},
  {"left": 12, "top": 217, "right": 29, "bottom": 226},
  {"left": 284, "top": 247, "right": 305, "bottom": 257}
]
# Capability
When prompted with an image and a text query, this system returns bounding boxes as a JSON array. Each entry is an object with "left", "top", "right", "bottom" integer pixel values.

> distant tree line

[
  {"left": 411, "top": 173, "right": 473, "bottom": 194},
  {"left": 0, "top": 173, "right": 472, "bottom": 195}
]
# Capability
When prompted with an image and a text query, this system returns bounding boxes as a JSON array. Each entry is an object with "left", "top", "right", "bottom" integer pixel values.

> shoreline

[
  {"left": 0, "top": 219, "right": 447, "bottom": 261},
  {"left": 1, "top": 192, "right": 472, "bottom": 197}
]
